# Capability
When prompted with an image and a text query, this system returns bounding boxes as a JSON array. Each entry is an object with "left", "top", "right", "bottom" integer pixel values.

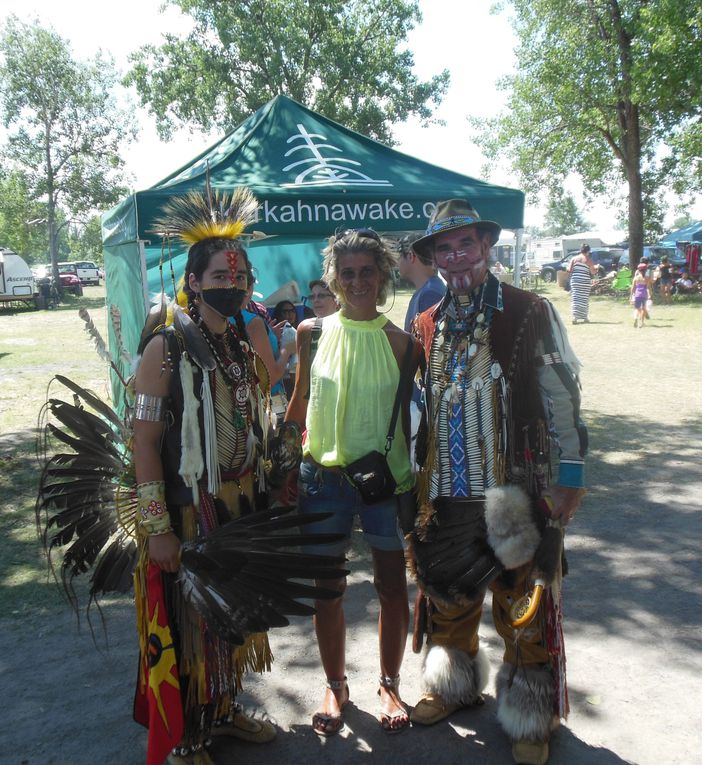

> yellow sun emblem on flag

[{"left": 147, "top": 602, "right": 180, "bottom": 731}]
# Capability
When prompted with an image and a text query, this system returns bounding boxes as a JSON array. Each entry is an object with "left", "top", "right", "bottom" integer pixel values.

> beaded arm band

[{"left": 137, "top": 480, "right": 172, "bottom": 535}]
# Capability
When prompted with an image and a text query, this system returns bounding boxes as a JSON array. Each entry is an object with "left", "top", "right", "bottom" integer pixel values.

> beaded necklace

[
  {"left": 434, "top": 289, "right": 494, "bottom": 405},
  {"left": 188, "top": 302, "right": 256, "bottom": 430}
]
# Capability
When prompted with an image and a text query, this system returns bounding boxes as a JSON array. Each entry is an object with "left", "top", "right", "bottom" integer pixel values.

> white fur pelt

[
  {"left": 496, "top": 663, "right": 559, "bottom": 742},
  {"left": 178, "top": 354, "right": 204, "bottom": 507},
  {"left": 422, "top": 644, "right": 490, "bottom": 704},
  {"left": 200, "top": 373, "right": 220, "bottom": 496},
  {"left": 484, "top": 485, "right": 541, "bottom": 570}
]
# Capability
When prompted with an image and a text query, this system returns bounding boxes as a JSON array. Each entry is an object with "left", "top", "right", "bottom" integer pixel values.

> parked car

[
  {"left": 618, "top": 246, "right": 686, "bottom": 270},
  {"left": 59, "top": 259, "right": 101, "bottom": 285},
  {"left": 539, "top": 255, "right": 569, "bottom": 282},
  {"left": 35, "top": 263, "right": 83, "bottom": 296},
  {"left": 540, "top": 247, "right": 624, "bottom": 281},
  {"left": 573, "top": 247, "right": 625, "bottom": 276}
]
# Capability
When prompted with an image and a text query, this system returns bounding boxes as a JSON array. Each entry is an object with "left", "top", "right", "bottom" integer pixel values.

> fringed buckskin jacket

[{"left": 412, "top": 272, "right": 587, "bottom": 505}]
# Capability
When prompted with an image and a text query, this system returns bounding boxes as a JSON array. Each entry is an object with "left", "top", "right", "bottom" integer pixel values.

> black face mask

[{"left": 200, "top": 287, "right": 248, "bottom": 317}]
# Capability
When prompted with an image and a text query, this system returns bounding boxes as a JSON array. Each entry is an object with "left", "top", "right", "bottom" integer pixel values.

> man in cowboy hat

[{"left": 408, "top": 200, "right": 587, "bottom": 765}]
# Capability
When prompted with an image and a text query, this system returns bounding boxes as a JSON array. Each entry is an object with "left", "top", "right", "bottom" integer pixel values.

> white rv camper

[{"left": 0, "top": 248, "right": 38, "bottom": 308}]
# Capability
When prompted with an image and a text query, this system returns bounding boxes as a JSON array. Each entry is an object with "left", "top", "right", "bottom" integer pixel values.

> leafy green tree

[
  {"left": 0, "top": 167, "right": 48, "bottom": 262},
  {"left": 475, "top": 1, "right": 702, "bottom": 269},
  {"left": 67, "top": 216, "right": 104, "bottom": 264},
  {"left": 671, "top": 212, "right": 695, "bottom": 232},
  {"left": 126, "top": 0, "right": 449, "bottom": 144},
  {"left": 542, "top": 187, "right": 590, "bottom": 236},
  {"left": 0, "top": 16, "right": 136, "bottom": 285}
]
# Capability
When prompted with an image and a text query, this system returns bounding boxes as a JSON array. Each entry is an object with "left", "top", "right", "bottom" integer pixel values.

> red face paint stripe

[{"left": 224, "top": 250, "right": 239, "bottom": 283}]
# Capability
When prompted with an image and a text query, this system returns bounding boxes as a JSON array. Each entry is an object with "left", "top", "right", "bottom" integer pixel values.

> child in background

[{"left": 630, "top": 263, "right": 651, "bottom": 328}]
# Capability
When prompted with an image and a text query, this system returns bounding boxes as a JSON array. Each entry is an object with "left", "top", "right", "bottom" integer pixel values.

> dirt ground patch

[{"left": 1, "top": 284, "right": 701, "bottom": 765}]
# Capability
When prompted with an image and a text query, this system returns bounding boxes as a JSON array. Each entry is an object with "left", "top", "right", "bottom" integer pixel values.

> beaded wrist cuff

[{"left": 137, "top": 480, "right": 172, "bottom": 535}]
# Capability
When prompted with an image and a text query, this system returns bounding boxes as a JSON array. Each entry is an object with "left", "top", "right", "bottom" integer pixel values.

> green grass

[
  {"left": 1, "top": 280, "right": 700, "bottom": 617},
  {"left": 0, "top": 286, "right": 110, "bottom": 614}
]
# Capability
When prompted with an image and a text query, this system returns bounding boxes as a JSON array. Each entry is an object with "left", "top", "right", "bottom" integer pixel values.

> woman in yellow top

[{"left": 286, "top": 229, "right": 422, "bottom": 736}]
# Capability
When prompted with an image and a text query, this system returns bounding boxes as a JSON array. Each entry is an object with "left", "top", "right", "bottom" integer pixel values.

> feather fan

[{"left": 36, "top": 376, "right": 347, "bottom": 644}]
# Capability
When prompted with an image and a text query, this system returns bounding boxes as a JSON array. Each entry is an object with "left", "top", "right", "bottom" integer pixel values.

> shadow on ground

[{"left": 2, "top": 409, "right": 700, "bottom": 763}]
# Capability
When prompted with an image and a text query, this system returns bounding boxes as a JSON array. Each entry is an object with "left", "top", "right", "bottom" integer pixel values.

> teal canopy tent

[
  {"left": 659, "top": 220, "right": 702, "bottom": 245},
  {"left": 102, "top": 94, "right": 525, "bottom": 406}
]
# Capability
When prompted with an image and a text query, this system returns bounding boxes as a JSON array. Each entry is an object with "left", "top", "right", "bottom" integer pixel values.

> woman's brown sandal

[
  {"left": 312, "top": 677, "right": 350, "bottom": 737},
  {"left": 378, "top": 675, "right": 410, "bottom": 734}
]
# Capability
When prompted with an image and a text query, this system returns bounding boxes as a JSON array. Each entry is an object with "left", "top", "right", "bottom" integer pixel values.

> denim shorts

[{"left": 297, "top": 460, "right": 404, "bottom": 556}]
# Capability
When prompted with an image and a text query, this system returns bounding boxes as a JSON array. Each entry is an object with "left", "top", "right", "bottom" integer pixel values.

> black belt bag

[
  {"left": 343, "top": 339, "right": 414, "bottom": 506},
  {"left": 344, "top": 450, "right": 396, "bottom": 505}
]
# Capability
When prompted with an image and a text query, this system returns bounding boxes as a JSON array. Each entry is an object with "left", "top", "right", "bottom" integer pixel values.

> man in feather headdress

[{"left": 408, "top": 200, "right": 587, "bottom": 765}]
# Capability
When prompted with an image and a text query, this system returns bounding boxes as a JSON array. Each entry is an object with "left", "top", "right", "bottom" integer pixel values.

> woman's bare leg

[
  {"left": 312, "top": 577, "right": 348, "bottom": 731},
  {"left": 372, "top": 548, "right": 410, "bottom": 729}
]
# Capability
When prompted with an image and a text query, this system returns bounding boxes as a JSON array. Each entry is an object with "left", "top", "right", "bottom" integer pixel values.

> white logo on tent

[{"left": 282, "top": 124, "right": 392, "bottom": 187}]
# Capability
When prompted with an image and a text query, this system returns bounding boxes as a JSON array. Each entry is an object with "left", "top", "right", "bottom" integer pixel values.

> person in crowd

[
  {"left": 657, "top": 255, "right": 673, "bottom": 304},
  {"left": 240, "top": 274, "right": 296, "bottom": 424},
  {"left": 308, "top": 278, "right": 340, "bottom": 318},
  {"left": 271, "top": 299, "right": 300, "bottom": 396},
  {"left": 273, "top": 299, "right": 299, "bottom": 327},
  {"left": 398, "top": 232, "right": 446, "bottom": 460},
  {"left": 285, "top": 228, "right": 422, "bottom": 736},
  {"left": 566, "top": 244, "right": 597, "bottom": 324},
  {"left": 134, "top": 192, "right": 278, "bottom": 764},
  {"left": 630, "top": 262, "right": 652, "bottom": 328},
  {"left": 408, "top": 200, "right": 587, "bottom": 765},
  {"left": 398, "top": 234, "right": 446, "bottom": 332},
  {"left": 674, "top": 269, "right": 698, "bottom": 295}
]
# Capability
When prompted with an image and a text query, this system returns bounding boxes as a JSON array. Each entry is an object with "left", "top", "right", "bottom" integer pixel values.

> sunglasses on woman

[{"left": 336, "top": 227, "right": 381, "bottom": 243}]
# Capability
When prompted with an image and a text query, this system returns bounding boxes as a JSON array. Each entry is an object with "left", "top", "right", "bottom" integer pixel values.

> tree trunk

[
  {"left": 625, "top": 103, "right": 643, "bottom": 272},
  {"left": 45, "top": 129, "right": 62, "bottom": 296}
]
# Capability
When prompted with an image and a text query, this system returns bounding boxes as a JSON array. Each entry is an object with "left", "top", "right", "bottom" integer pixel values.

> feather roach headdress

[{"left": 153, "top": 184, "right": 259, "bottom": 249}]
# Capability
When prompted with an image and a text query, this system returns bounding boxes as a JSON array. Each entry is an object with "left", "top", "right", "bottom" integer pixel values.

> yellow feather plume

[{"left": 153, "top": 187, "right": 259, "bottom": 248}]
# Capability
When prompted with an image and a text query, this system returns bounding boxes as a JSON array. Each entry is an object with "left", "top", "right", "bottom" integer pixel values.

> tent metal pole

[
  {"left": 138, "top": 240, "right": 149, "bottom": 312},
  {"left": 514, "top": 228, "right": 523, "bottom": 288}
]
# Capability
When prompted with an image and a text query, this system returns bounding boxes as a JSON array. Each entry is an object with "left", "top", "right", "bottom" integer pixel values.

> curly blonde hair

[{"left": 322, "top": 229, "right": 397, "bottom": 306}]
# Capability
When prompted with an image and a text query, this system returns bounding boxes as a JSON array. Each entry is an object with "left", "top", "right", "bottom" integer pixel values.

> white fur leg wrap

[
  {"left": 422, "top": 645, "right": 490, "bottom": 704},
  {"left": 485, "top": 486, "right": 541, "bottom": 569},
  {"left": 496, "top": 664, "right": 558, "bottom": 742}
]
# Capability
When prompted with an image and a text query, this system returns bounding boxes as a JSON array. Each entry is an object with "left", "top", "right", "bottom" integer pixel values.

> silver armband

[
  {"left": 536, "top": 351, "right": 562, "bottom": 367},
  {"left": 134, "top": 393, "right": 167, "bottom": 421}
]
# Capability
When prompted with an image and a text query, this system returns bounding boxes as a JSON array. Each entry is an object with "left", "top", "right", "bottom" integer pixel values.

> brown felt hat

[{"left": 413, "top": 199, "right": 502, "bottom": 259}]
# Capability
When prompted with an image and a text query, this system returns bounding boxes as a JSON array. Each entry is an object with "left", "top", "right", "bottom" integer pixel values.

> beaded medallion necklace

[
  {"left": 189, "top": 302, "right": 256, "bottom": 430},
  {"left": 434, "top": 288, "right": 494, "bottom": 404}
]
